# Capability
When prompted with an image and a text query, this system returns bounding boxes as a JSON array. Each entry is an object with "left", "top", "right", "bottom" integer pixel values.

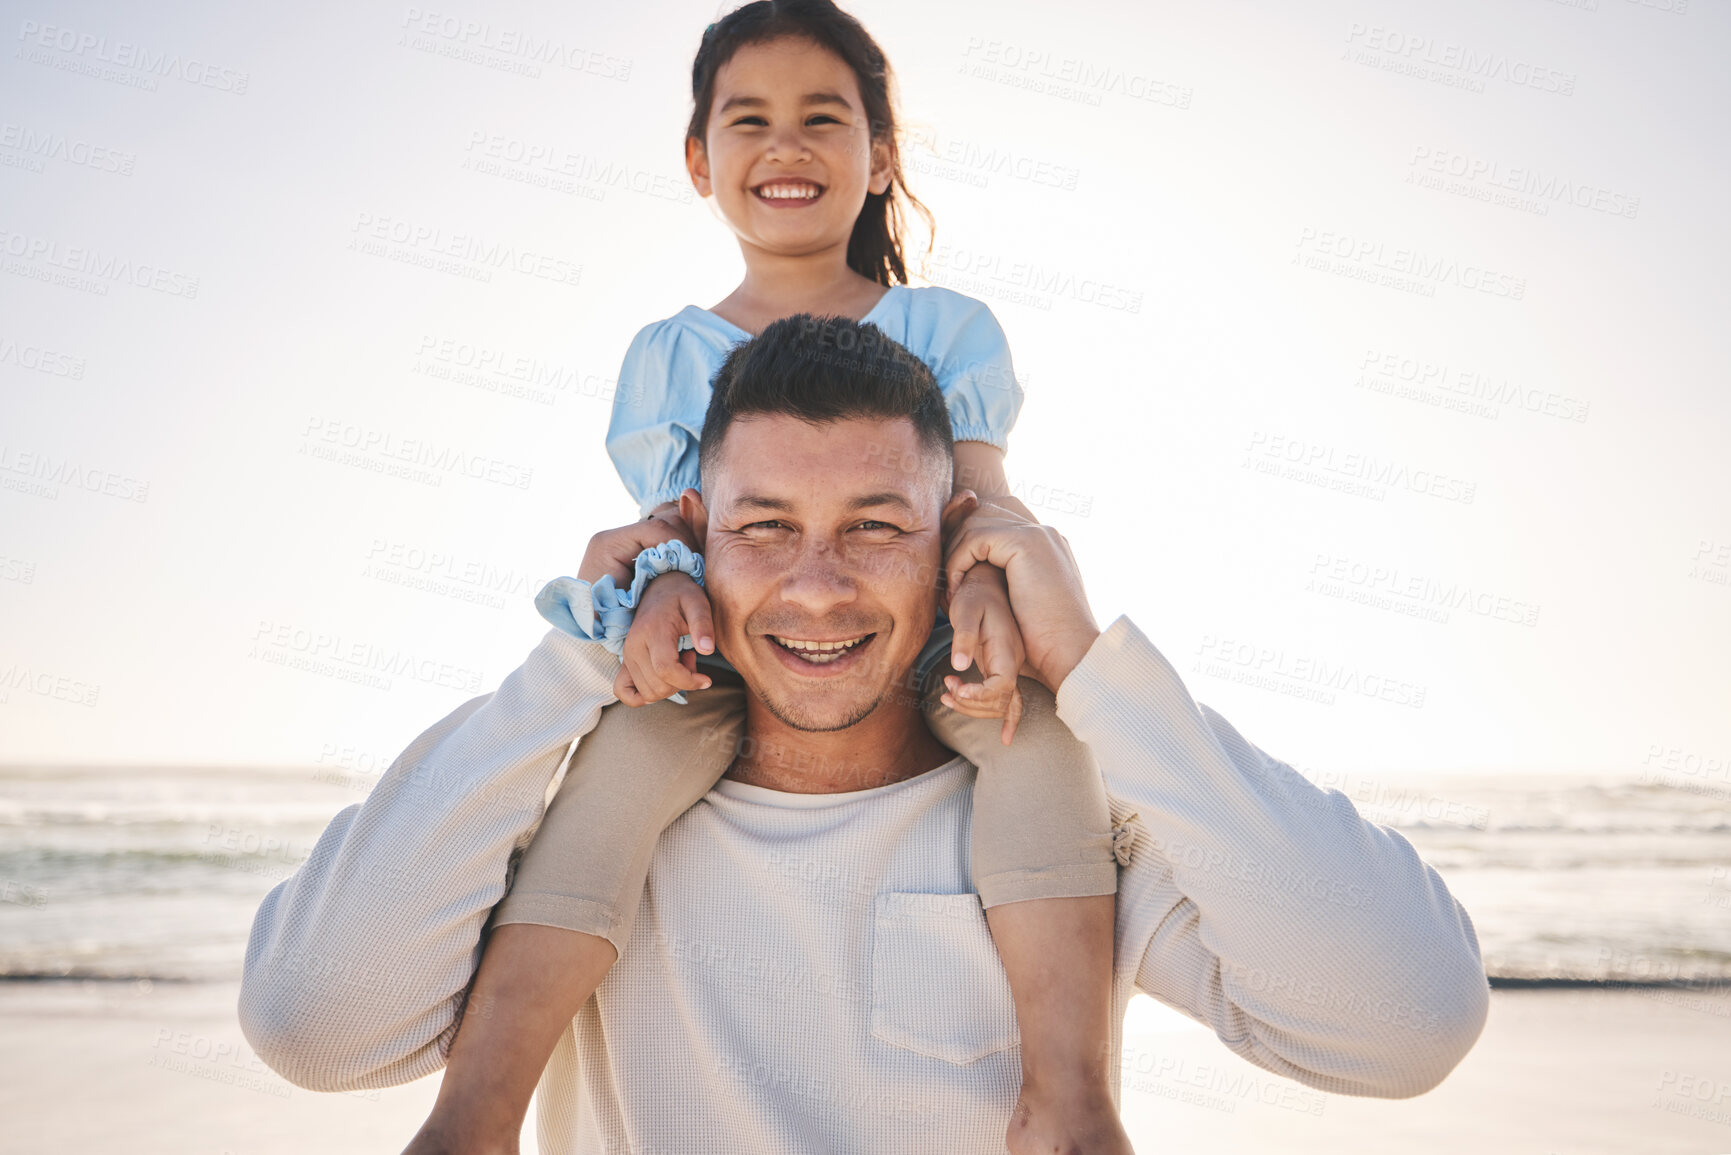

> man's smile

[{"left": 764, "top": 631, "right": 878, "bottom": 673}]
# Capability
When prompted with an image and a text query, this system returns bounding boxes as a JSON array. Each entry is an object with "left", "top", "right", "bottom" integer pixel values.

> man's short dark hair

[{"left": 698, "top": 313, "right": 954, "bottom": 487}]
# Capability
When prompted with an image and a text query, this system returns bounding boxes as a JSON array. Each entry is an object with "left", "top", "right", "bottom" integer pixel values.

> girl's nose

[{"left": 764, "top": 126, "right": 812, "bottom": 164}]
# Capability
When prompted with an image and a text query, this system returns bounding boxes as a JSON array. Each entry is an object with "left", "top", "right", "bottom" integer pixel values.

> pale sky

[{"left": 1, "top": 0, "right": 1726, "bottom": 775}]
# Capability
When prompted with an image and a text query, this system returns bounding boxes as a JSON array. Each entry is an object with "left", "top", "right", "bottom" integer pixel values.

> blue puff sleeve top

[{"left": 605, "top": 285, "right": 1024, "bottom": 516}]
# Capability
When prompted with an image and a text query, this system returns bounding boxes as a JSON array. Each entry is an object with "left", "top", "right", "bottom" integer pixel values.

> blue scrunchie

[{"left": 534, "top": 540, "right": 706, "bottom": 659}]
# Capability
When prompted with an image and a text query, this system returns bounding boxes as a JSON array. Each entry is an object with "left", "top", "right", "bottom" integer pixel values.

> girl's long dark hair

[{"left": 688, "top": 0, "right": 933, "bottom": 287}]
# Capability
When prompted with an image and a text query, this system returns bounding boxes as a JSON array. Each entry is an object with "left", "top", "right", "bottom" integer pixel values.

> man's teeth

[
  {"left": 757, "top": 184, "right": 820, "bottom": 199},
  {"left": 773, "top": 636, "right": 866, "bottom": 663}
]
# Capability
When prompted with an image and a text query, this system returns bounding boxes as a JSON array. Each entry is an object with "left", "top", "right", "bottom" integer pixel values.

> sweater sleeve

[
  {"left": 237, "top": 628, "right": 619, "bottom": 1092},
  {"left": 1056, "top": 616, "right": 1490, "bottom": 1100}
]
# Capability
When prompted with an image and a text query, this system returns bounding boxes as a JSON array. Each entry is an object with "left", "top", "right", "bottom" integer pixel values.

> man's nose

[{"left": 777, "top": 540, "right": 857, "bottom": 613}]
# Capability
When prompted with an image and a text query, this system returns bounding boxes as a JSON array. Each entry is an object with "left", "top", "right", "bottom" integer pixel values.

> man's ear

[
  {"left": 940, "top": 488, "right": 979, "bottom": 540},
  {"left": 685, "top": 136, "right": 713, "bottom": 198},
  {"left": 679, "top": 487, "right": 709, "bottom": 545}
]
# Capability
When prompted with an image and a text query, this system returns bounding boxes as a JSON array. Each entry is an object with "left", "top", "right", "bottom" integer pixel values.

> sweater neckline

[
  {"left": 710, "top": 752, "right": 968, "bottom": 809},
  {"left": 681, "top": 284, "right": 905, "bottom": 339}
]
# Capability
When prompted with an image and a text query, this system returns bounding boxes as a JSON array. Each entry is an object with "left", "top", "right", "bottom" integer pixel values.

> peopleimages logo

[
  {"left": 0, "top": 334, "right": 85, "bottom": 379},
  {"left": 925, "top": 245, "right": 1143, "bottom": 313},
  {"left": 348, "top": 212, "right": 582, "bottom": 288},
  {"left": 1243, "top": 430, "right": 1477, "bottom": 505},
  {"left": 1343, "top": 23, "right": 1576, "bottom": 95},
  {"left": 1356, "top": 348, "right": 1590, "bottom": 424},
  {"left": 1294, "top": 228, "right": 1525, "bottom": 300},
  {"left": 0, "top": 227, "right": 200, "bottom": 298},
  {"left": 0, "top": 662, "right": 101, "bottom": 707},
  {"left": 1408, "top": 146, "right": 1639, "bottom": 219},
  {"left": 905, "top": 126, "right": 1082, "bottom": 191},
  {"left": 15, "top": 20, "right": 250, "bottom": 93},
  {"left": 0, "top": 122, "right": 136, "bottom": 175},
  {"left": 299, "top": 417, "right": 534, "bottom": 491},
  {"left": 399, "top": 8, "right": 631, "bottom": 80},
  {"left": 958, "top": 37, "right": 1193, "bottom": 109},
  {"left": 1307, "top": 552, "right": 1541, "bottom": 628},
  {"left": 413, "top": 335, "right": 645, "bottom": 407},
  {"left": 462, "top": 132, "right": 693, "bottom": 204},
  {"left": 1194, "top": 632, "right": 1428, "bottom": 710},
  {"left": 0, "top": 444, "right": 149, "bottom": 502},
  {"left": 249, "top": 619, "right": 485, "bottom": 693}
]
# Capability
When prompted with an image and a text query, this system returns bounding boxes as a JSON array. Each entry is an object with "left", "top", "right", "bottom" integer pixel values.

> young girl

[{"left": 407, "top": 3, "right": 1131, "bottom": 1152}]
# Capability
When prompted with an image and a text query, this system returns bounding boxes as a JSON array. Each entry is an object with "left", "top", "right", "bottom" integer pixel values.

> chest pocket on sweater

[{"left": 869, "top": 891, "right": 1021, "bottom": 1065}]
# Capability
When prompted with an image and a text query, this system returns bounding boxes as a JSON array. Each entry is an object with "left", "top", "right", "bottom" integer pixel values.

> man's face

[{"left": 692, "top": 415, "right": 953, "bottom": 734}]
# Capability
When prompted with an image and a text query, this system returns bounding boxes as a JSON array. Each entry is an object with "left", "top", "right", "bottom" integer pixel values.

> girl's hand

[
  {"left": 643, "top": 501, "right": 702, "bottom": 552},
  {"left": 576, "top": 502, "right": 703, "bottom": 585},
  {"left": 943, "top": 500, "right": 1099, "bottom": 696},
  {"left": 578, "top": 520, "right": 690, "bottom": 587},
  {"left": 615, "top": 573, "right": 715, "bottom": 707},
  {"left": 941, "top": 563, "right": 1027, "bottom": 744}
]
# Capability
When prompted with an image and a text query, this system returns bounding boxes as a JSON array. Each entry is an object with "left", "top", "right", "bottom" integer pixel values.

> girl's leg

[
  {"left": 405, "top": 924, "right": 612, "bottom": 1154},
  {"left": 403, "top": 672, "right": 747, "bottom": 1155},
  {"left": 922, "top": 664, "right": 1134, "bottom": 1155}
]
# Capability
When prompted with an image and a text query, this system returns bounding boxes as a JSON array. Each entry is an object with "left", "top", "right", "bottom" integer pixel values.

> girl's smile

[
  {"left": 688, "top": 37, "right": 891, "bottom": 260},
  {"left": 752, "top": 177, "right": 826, "bottom": 205}
]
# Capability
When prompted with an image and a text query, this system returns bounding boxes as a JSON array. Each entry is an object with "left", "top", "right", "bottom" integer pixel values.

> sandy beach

[{"left": 4, "top": 981, "right": 1726, "bottom": 1154}]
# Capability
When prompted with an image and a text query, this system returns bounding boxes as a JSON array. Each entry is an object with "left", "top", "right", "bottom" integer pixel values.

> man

[{"left": 240, "top": 315, "right": 1490, "bottom": 1154}]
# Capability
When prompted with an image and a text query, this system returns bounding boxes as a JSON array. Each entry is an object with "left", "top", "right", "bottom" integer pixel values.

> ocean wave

[
  {"left": 3, "top": 766, "right": 1727, "bottom": 991},
  {"left": 0, "top": 971, "right": 207, "bottom": 984},
  {"left": 1392, "top": 818, "right": 1731, "bottom": 835},
  {"left": 0, "top": 800, "right": 350, "bottom": 827},
  {"left": 1487, "top": 976, "right": 1731, "bottom": 991}
]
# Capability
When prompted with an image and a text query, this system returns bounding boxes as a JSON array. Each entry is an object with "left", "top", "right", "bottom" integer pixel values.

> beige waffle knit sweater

[{"left": 239, "top": 616, "right": 1489, "bottom": 1153}]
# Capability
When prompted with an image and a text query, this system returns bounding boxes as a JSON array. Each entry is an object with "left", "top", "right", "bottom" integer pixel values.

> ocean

[{"left": 1, "top": 763, "right": 1727, "bottom": 989}]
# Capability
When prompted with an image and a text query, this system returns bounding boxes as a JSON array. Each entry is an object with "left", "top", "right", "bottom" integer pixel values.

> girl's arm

[
  {"left": 953, "top": 441, "right": 1008, "bottom": 499},
  {"left": 610, "top": 498, "right": 712, "bottom": 707},
  {"left": 941, "top": 441, "right": 1036, "bottom": 740},
  {"left": 953, "top": 441, "right": 1034, "bottom": 522}
]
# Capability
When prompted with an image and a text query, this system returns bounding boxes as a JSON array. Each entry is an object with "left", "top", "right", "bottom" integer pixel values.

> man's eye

[
  {"left": 854, "top": 520, "right": 898, "bottom": 532},
  {"left": 743, "top": 520, "right": 787, "bottom": 531}
]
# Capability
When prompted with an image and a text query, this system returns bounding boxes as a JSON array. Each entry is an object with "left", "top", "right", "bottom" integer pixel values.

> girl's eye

[
  {"left": 730, "top": 115, "right": 768, "bottom": 127},
  {"left": 805, "top": 114, "right": 841, "bottom": 126}
]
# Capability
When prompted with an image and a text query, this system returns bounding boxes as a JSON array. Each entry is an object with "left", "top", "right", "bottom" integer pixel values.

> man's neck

[{"left": 723, "top": 697, "right": 957, "bottom": 795}]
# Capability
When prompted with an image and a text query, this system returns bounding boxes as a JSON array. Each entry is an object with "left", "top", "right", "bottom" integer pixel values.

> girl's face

[{"left": 687, "top": 37, "right": 893, "bottom": 261}]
